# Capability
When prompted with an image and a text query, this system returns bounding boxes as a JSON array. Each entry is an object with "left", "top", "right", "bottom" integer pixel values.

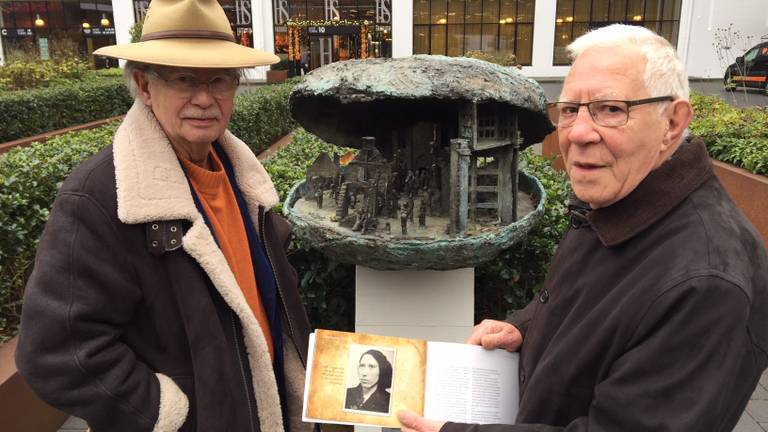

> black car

[{"left": 724, "top": 41, "right": 768, "bottom": 94}]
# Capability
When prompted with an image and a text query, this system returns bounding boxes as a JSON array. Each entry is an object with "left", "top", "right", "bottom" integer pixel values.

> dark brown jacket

[
  {"left": 445, "top": 138, "right": 768, "bottom": 432},
  {"left": 16, "top": 102, "right": 313, "bottom": 432}
]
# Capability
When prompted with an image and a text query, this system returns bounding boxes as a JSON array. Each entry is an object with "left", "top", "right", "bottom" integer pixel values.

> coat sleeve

[
  {"left": 441, "top": 276, "right": 759, "bottom": 432},
  {"left": 506, "top": 298, "right": 538, "bottom": 337},
  {"left": 15, "top": 192, "right": 188, "bottom": 432}
]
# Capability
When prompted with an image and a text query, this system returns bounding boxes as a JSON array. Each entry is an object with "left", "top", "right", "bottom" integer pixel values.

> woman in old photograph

[{"left": 345, "top": 349, "right": 393, "bottom": 413}]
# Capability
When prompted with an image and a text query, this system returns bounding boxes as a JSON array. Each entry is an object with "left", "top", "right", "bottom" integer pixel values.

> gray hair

[
  {"left": 123, "top": 61, "right": 155, "bottom": 98},
  {"left": 567, "top": 24, "right": 690, "bottom": 102},
  {"left": 123, "top": 61, "right": 243, "bottom": 99}
]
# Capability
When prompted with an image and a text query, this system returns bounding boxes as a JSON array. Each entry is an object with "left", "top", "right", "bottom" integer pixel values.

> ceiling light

[
  {"left": 100, "top": 13, "right": 110, "bottom": 26},
  {"left": 34, "top": 14, "right": 45, "bottom": 27}
]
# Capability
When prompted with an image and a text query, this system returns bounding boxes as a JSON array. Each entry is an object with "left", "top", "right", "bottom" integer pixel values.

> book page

[
  {"left": 423, "top": 341, "right": 519, "bottom": 425},
  {"left": 303, "top": 329, "right": 428, "bottom": 427}
]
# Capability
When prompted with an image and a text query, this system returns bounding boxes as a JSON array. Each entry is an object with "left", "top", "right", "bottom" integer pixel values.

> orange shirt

[{"left": 180, "top": 149, "right": 274, "bottom": 361}]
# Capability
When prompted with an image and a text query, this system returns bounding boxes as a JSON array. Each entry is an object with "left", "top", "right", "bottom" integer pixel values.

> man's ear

[
  {"left": 661, "top": 99, "right": 693, "bottom": 152},
  {"left": 133, "top": 70, "right": 153, "bottom": 106}
]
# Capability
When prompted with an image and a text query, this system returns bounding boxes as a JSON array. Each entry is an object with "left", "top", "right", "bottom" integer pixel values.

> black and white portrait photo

[{"left": 344, "top": 344, "right": 396, "bottom": 415}]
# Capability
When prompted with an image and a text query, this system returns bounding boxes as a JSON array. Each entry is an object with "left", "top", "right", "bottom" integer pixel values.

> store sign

[
  {"left": 0, "top": 28, "right": 34, "bottom": 38},
  {"left": 274, "top": 0, "right": 289, "bottom": 25},
  {"left": 235, "top": 0, "right": 252, "bottom": 26},
  {"left": 39, "top": 37, "right": 50, "bottom": 60},
  {"left": 324, "top": 0, "right": 339, "bottom": 21},
  {"left": 376, "top": 0, "right": 391, "bottom": 24},
  {"left": 308, "top": 26, "right": 358, "bottom": 36},
  {"left": 83, "top": 27, "right": 116, "bottom": 36}
]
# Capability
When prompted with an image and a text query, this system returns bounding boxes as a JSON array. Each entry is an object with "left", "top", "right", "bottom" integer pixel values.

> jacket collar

[
  {"left": 113, "top": 100, "right": 279, "bottom": 225},
  {"left": 573, "top": 136, "right": 713, "bottom": 247}
]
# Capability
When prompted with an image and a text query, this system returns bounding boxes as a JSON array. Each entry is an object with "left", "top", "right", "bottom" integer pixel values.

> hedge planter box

[
  {"left": 711, "top": 159, "right": 768, "bottom": 245},
  {"left": 266, "top": 69, "right": 288, "bottom": 84},
  {"left": 540, "top": 131, "right": 768, "bottom": 246},
  {"left": 0, "top": 337, "right": 68, "bottom": 432},
  {"left": 541, "top": 132, "right": 564, "bottom": 171}
]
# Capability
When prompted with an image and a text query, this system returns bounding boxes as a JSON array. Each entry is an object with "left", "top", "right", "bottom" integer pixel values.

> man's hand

[
  {"left": 398, "top": 410, "right": 445, "bottom": 432},
  {"left": 466, "top": 319, "right": 523, "bottom": 352}
]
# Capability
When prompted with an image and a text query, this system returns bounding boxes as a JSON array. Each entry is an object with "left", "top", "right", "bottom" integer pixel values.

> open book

[{"left": 302, "top": 329, "right": 519, "bottom": 428}]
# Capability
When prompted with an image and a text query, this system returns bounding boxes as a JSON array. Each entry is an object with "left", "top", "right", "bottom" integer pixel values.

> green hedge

[
  {"left": 262, "top": 128, "right": 571, "bottom": 330},
  {"left": 690, "top": 92, "right": 768, "bottom": 176},
  {"left": 0, "top": 73, "right": 299, "bottom": 147},
  {"left": 0, "top": 58, "right": 90, "bottom": 91},
  {"left": 0, "top": 77, "right": 133, "bottom": 143},
  {"left": 0, "top": 124, "right": 120, "bottom": 340},
  {"left": 230, "top": 80, "right": 299, "bottom": 155}
]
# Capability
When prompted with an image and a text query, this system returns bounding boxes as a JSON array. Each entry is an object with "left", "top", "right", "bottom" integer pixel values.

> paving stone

[
  {"left": 58, "top": 416, "right": 87, "bottom": 431},
  {"left": 733, "top": 412, "right": 764, "bottom": 432},
  {"left": 759, "top": 423, "right": 768, "bottom": 432},
  {"left": 753, "top": 384, "right": 768, "bottom": 400},
  {"left": 760, "top": 371, "right": 768, "bottom": 389},
  {"left": 747, "top": 400, "right": 768, "bottom": 423}
]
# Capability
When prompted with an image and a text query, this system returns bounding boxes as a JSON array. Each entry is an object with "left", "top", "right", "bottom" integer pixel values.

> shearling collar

[
  {"left": 573, "top": 136, "right": 713, "bottom": 247},
  {"left": 113, "top": 100, "right": 279, "bottom": 225}
]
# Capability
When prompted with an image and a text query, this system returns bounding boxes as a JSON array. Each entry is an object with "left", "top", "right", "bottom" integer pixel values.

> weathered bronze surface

[
  {"left": 290, "top": 55, "right": 554, "bottom": 151},
  {"left": 285, "top": 173, "right": 546, "bottom": 270},
  {"left": 284, "top": 55, "right": 551, "bottom": 270}
]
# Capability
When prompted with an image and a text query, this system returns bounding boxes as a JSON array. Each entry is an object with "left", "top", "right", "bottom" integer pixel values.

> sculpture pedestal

[{"left": 354, "top": 265, "right": 475, "bottom": 432}]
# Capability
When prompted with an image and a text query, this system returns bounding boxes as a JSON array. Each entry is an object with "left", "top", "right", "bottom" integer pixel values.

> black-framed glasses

[
  {"left": 547, "top": 96, "right": 674, "bottom": 128},
  {"left": 145, "top": 69, "right": 240, "bottom": 98}
]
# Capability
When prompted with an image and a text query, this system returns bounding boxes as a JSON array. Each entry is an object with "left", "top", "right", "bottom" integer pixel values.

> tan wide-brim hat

[{"left": 94, "top": 0, "right": 278, "bottom": 68}]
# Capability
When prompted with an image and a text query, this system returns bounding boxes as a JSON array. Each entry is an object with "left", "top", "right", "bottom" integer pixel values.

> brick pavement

[{"left": 736, "top": 370, "right": 768, "bottom": 432}]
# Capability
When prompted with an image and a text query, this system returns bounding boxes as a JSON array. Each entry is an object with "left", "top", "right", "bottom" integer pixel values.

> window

[
  {"left": 412, "top": 0, "right": 535, "bottom": 65},
  {"left": 744, "top": 47, "right": 759, "bottom": 63},
  {"left": 553, "top": 0, "right": 683, "bottom": 65}
]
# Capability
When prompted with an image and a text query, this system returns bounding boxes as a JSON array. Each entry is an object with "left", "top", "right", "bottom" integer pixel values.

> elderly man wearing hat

[{"left": 15, "top": 1, "right": 313, "bottom": 431}]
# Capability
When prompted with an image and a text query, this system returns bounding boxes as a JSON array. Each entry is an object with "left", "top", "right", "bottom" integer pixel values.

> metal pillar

[{"left": 449, "top": 138, "right": 470, "bottom": 235}]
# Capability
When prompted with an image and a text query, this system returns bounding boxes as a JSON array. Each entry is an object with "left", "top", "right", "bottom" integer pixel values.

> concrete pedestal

[{"left": 354, "top": 266, "right": 475, "bottom": 432}]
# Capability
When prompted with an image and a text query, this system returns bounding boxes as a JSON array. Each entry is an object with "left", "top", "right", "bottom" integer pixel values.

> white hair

[{"left": 567, "top": 24, "right": 689, "bottom": 102}]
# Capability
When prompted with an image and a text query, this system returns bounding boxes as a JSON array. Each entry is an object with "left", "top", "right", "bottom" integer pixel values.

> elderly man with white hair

[
  {"left": 15, "top": 0, "right": 313, "bottom": 431},
  {"left": 400, "top": 24, "right": 768, "bottom": 432}
]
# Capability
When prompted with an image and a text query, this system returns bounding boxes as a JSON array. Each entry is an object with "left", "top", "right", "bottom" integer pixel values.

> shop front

[
  {"left": 273, "top": 0, "right": 393, "bottom": 73},
  {"left": 0, "top": 0, "right": 117, "bottom": 68}
]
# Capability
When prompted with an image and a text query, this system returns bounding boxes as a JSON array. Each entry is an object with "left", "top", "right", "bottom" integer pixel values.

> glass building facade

[
  {"left": 272, "top": 0, "right": 393, "bottom": 70},
  {"left": 412, "top": 0, "right": 536, "bottom": 65},
  {"left": 553, "top": 0, "right": 683, "bottom": 65},
  {"left": 1, "top": 0, "right": 117, "bottom": 68}
]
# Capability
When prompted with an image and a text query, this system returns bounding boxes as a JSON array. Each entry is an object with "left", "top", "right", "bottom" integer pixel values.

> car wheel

[{"left": 724, "top": 71, "right": 737, "bottom": 91}]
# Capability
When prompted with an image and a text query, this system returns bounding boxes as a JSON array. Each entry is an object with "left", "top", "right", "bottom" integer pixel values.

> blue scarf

[{"left": 184, "top": 142, "right": 288, "bottom": 430}]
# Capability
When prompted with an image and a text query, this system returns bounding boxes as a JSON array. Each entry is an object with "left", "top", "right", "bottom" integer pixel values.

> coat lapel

[{"left": 113, "top": 100, "right": 285, "bottom": 432}]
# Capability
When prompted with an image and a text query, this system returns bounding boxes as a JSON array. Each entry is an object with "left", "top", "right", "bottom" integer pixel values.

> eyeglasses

[
  {"left": 145, "top": 70, "right": 239, "bottom": 98},
  {"left": 547, "top": 96, "right": 674, "bottom": 128}
]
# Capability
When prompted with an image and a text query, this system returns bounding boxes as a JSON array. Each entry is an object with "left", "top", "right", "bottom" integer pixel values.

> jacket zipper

[
  {"left": 231, "top": 312, "right": 257, "bottom": 432},
  {"left": 257, "top": 206, "right": 306, "bottom": 366}
]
